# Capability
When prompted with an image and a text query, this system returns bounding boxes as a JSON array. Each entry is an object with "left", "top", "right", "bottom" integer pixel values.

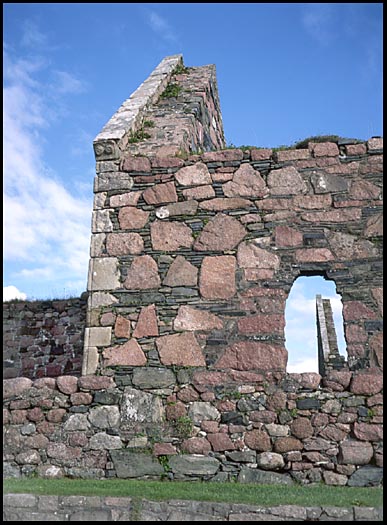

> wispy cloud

[
  {"left": 144, "top": 8, "right": 178, "bottom": 43},
  {"left": 21, "top": 19, "right": 48, "bottom": 48},
  {"left": 3, "top": 43, "right": 92, "bottom": 298},
  {"left": 51, "top": 70, "right": 87, "bottom": 95},
  {"left": 301, "top": 3, "right": 335, "bottom": 46}
]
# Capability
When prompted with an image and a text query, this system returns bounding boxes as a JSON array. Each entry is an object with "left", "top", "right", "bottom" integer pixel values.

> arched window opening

[{"left": 285, "top": 275, "right": 347, "bottom": 374}]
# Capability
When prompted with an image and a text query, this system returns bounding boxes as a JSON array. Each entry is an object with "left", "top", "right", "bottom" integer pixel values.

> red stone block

[
  {"left": 251, "top": 148, "right": 273, "bottom": 161},
  {"left": 215, "top": 341, "right": 287, "bottom": 371},
  {"left": 11, "top": 409, "right": 27, "bottom": 424},
  {"left": 156, "top": 332, "right": 205, "bottom": 367},
  {"left": 121, "top": 156, "right": 151, "bottom": 172},
  {"left": 207, "top": 432, "right": 235, "bottom": 452},
  {"left": 201, "top": 149, "right": 243, "bottom": 162},
  {"left": 151, "top": 157, "right": 184, "bottom": 168},
  {"left": 153, "top": 442, "right": 177, "bottom": 455},
  {"left": 124, "top": 255, "right": 161, "bottom": 290},
  {"left": 57, "top": 375, "right": 78, "bottom": 395},
  {"left": 114, "top": 315, "right": 131, "bottom": 339},
  {"left": 27, "top": 407, "right": 45, "bottom": 422},
  {"left": 309, "top": 142, "right": 339, "bottom": 157},
  {"left": 46, "top": 408, "right": 67, "bottom": 423},
  {"left": 353, "top": 422, "right": 383, "bottom": 441},
  {"left": 78, "top": 376, "right": 116, "bottom": 391},
  {"left": 350, "top": 369, "right": 383, "bottom": 395},
  {"left": 132, "top": 304, "right": 159, "bottom": 338},
  {"left": 181, "top": 437, "right": 211, "bottom": 454},
  {"left": 295, "top": 248, "right": 334, "bottom": 262},
  {"left": 143, "top": 181, "right": 178, "bottom": 205},
  {"left": 345, "top": 144, "right": 367, "bottom": 156},
  {"left": 199, "top": 255, "right": 236, "bottom": 299},
  {"left": 194, "top": 213, "right": 246, "bottom": 251},
  {"left": 118, "top": 207, "right": 150, "bottom": 229},
  {"left": 343, "top": 301, "right": 377, "bottom": 321},
  {"left": 163, "top": 255, "right": 198, "bottom": 287},
  {"left": 102, "top": 340, "right": 147, "bottom": 367},
  {"left": 238, "top": 313, "right": 284, "bottom": 334},
  {"left": 70, "top": 393, "right": 93, "bottom": 406},
  {"left": 275, "top": 149, "right": 309, "bottom": 161},
  {"left": 244, "top": 429, "right": 271, "bottom": 451},
  {"left": 150, "top": 220, "right": 193, "bottom": 251},
  {"left": 275, "top": 225, "right": 303, "bottom": 247}
]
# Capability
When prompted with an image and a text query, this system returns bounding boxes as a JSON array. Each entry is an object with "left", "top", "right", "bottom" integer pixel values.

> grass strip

[{"left": 3, "top": 479, "right": 383, "bottom": 508}]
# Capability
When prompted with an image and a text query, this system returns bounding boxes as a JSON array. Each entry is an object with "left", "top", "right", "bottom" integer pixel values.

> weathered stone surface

[
  {"left": 350, "top": 370, "right": 383, "bottom": 395},
  {"left": 350, "top": 180, "right": 381, "bottom": 200},
  {"left": 163, "top": 255, "right": 198, "bottom": 287},
  {"left": 89, "top": 257, "right": 120, "bottom": 291},
  {"left": 310, "top": 142, "right": 339, "bottom": 157},
  {"left": 371, "top": 287, "right": 383, "bottom": 316},
  {"left": 244, "top": 429, "right": 271, "bottom": 451},
  {"left": 339, "top": 440, "right": 374, "bottom": 465},
  {"left": 295, "top": 248, "right": 334, "bottom": 262},
  {"left": 85, "top": 327, "right": 111, "bottom": 347},
  {"left": 175, "top": 162, "right": 212, "bottom": 186},
  {"left": 120, "top": 387, "right": 164, "bottom": 425},
  {"left": 143, "top": 181, "right": 178, "bottom": 205},
  {"left": 199, "top": 255, "right": 236, "bottom": 299},
  {"left": 181, "top": 437, "right": 211, "bottom": 454},
  {"left": 169, "top": 455, "right": 220, "bottom": 476},
  {"left": 124, "top": 255, "right": 161, "bottom": 289},
  {"left": 88, "top": 405, "right": 120, "bottom": 429},
  {"left": 238, "top": 467, "right": 293, "bottom": 485},
  {"left": 109, "top": 190, "right": 142, "bottom": 207},
  {"left": 92, "top": 209, "right": 113, "bottom": 232},
  {"left": 265, "top": 423, "right": 289, "bottom": 437},
  {"left": 364, "top": 213, "right": 383, "bottom": 237},
  {"left": 275, "top": 225, "right": 303, "bottom": 247},
  {"left": 226, "top": 450, "right": 257, "bottom": 463},
  {"left": 323, "top": 471, "right": 347, "bottom": 486},
  {"left": 207, "top": 433, "right": 235, "bottom": 452},
  {"left": 110, "top": 450, "right": 164, "bottom": 478},
  {"left": 156, "top": 332, "right": 206, "bottom": 366},
  {"left": 118, "top": 207, "right": 149, "bottom": 229},
  {"left": 202, "top": 149, "right": 244, "bottom": 162},
  {"left": 311, "top": 173, "right": 349, "bottom": 193},
  {"left": 238, "top": 314, "right": 285, "bottom": 334},
  {"left": 290, "top": 418, "right": 314, "bottom": 439},
  {"left": 353, "top": 422, "right": 383, "bottom": 441},
  {"left": 348, "top": 465, "right": 383, "bottom": 487},
  {"left": 89, "top": 432, "right": 123, "bottom": 450},
  {"left": 367, "top": 137, "right": 383, "bottom": 150},
  {"left": 199, "top": 197, "right": 252, "bottom": 211},
  {"left": 251, "top": 148, "right": 273, "bottom": 160},
  {"left": 222, "top": 163, "right": 268, "bottom": 198},
  {"left": 150, "top": 220, "right": 193, "bottom": 251},
  {"left": 78, "top": 376, "right": 115, "bottom": 391},
  {"left": 173, "top": 305, "right": 223, "bottom": 331},
  {"left": 328, "top": 231, "right": 379, "bottom": 260},
  {"left": 114, "top": 315, "right": 131, "bottom": 338},
  {"left": 302, "top": 208, "right": 362, "bottom": 223},
  {"left": 193, "top": 213, "right": 246, "bottom": 251},
  {"left": 182, "top": 185, "right": 215, "bottom": 200},
  {"left": 257, "top": 452, "right": 285, "bottom": 470},
  {"left": 274, "top": 437, "right": 303, "bottom": 453},
  {"left": 121, "top": 156, "right": 151, "bottom": 172},
  {"left": 56, "top": 376, "right": 78, "bottom": 395},
  {"left": 132, "top": 304, "right": 159, "bottom": 338},
  {"left": 153, "top": 442, "right": 177, "bottom": 456},
  {"left": 215, "top": 341, "right": 287, "bottom": 371},
  {"left": 237, "top": 241, "right": 280, "bottom": 270},
  {"left": 293, "top": 194, "right": 332, "bottom": 209},
  {"left": 132, "top": 368, "right": 175, "bottom": 389},
  {"left": 102, "top": 340, "right": 147, "bottom": 367},
  {"left": 188, "top": 401, "right": 220, "bottom": 423},
  {"left": 369, "top": 333, "right": 383, "bottom": 369},
  {"left": 156, "top": 200, "right": 198, "bottom": 219},
  {"left": 267, "top": 166, "right": 307, "bottom": 195}
]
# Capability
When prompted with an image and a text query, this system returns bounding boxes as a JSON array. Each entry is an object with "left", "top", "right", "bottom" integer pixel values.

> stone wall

[
  {"left": 3, "top": 295, "right": 87, "bottom": 380},
  {"left": 83, "top": 139, "right": 383, "bottom": 377},
  {"left": 3, "top": 493, "right": 383, "bottom": 521},
  {"left": 3, "top": 371, "right": 383, "bottom": 486}
]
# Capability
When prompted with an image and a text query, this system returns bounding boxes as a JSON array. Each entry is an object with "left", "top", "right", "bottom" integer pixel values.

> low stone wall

[
  {"left": 3, "top": 295, "right": 87, "bottom": 379},
  {"left": 3, "top": 371, "right": 383, "bottom": 486},
  {"left": 2, "top": 493, "right": 383, "bottom": 521}
]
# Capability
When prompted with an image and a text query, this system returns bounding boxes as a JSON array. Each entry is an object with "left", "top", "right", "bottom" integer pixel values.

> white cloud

[
  {"left": 145, "top": 9, "right": 178, "bottom": 43},
  {"left": 51, "top": 70, "right": 87, "bottom": 95},
  {"left": 3, "top": 285, "right": 27, "bottom": 302},
  {"left": 287, "top": 357, "right": 319, "bottom": 374},
  {"left": 3, "top": 46, "right": 92, "bottom": 296},
  {"left": 21, "top": 20, "right": 48, "bottom": 49}
]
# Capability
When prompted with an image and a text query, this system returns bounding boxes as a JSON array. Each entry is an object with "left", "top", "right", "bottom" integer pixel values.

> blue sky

[{"left": 3, "top": 4, "right": 382, "bottom": 371}]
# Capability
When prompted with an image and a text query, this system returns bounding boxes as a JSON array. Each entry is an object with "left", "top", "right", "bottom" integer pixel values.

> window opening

[{"left": 285, "top": 275, "right": 346, "bottom": 374}]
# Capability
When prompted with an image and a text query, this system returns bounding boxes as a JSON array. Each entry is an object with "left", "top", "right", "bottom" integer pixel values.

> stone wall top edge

[{"left": 93, "top": 55, "right": 183, "bottom": 146}]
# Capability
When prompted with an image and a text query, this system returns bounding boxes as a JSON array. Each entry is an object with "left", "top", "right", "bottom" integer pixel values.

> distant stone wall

[
  {"left": 3, "top": 370, "right": 383, "bottom": 486},
  {"left": 3, "top": 493, "right": 383, "bottom": 521},
  {"left": 3, "top": 296, "right": 87, "bottom": 379}
]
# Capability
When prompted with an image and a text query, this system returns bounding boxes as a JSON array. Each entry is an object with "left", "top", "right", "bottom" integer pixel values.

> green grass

[{"left": 3, "top": 479, "right": 383, "bottom": 508}]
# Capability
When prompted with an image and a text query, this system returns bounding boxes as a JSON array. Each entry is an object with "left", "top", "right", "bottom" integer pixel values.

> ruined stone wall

[
  {"left": 3, "top": 296, "right": 87, "bottom": 380},
  {"left": 3, "top": 55, "right": 383, "bottom": 486}
]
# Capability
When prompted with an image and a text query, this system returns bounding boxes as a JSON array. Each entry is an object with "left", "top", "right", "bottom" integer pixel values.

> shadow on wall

[{"left": 285, "top": 275, "right": 346, "bottom": 373}]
